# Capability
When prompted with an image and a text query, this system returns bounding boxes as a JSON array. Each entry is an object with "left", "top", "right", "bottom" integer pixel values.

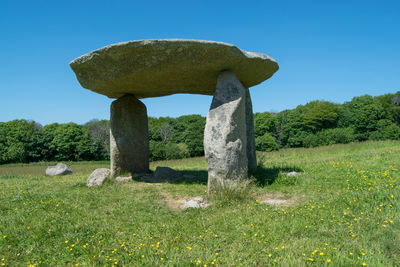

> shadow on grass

[
  {"left": 251, "top": 166, "right": 303, "bottom": 187},
  {"left": 132, "top": 170, "right": 208, "bottom": 185},
  {"left": 132, "top": 165, "right": 303, "bottom": 187}
]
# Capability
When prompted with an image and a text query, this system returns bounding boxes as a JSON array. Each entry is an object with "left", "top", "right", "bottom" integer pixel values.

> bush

[
  {"left": 165, "top": 143, "right": 190, "bottom": 160},
  {"left": 302, "top": 101, "right": 339, "bottom": 132},
  {"left": 83, "top": 119, "right": 110, "bottom": 160},
  {"left": 338, "top": 95, "right": 386, "bottom": 137},
  {"left": 302, "top": 133, "right": 321, "bottom": 148},
  {"left": 0, "top": 120, "right": 43, "bottom": 164},
  {"left": 303, "top": 128, "right": 355, "bottom": 148},
  {"left": 47, "top": 123, "right": 93, "bottom": 161},
  {"left": 255, "top": 132, "right": 279, "bottom": 151},
  {"left": 149, "top": 141, "right": 166, "bottom": 161},
  {"left": 369, "top": 120, "right": 400, "bottom": 140},
  {"left": 382, "top": 124, "right": 400, "bottom": 139},
  {"left": 286, "top": 131, "right": 309, "bottom": 148},
  {"left": 150, "top": 142, "right": 190, "bottom": 161},
  {"left": 171, "top": 115, "right": 205, "bottom": 157},
  {"left": 321, "top": 127, "right": 355, "bottom": 144},
  {"left": 254, "top": 112, "right": 277, "bottom": 138}
]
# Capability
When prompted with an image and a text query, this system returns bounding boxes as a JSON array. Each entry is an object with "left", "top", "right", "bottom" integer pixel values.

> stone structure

[
  {"left": 70, "top": 39, "right": 278, "bottom": 192},
  {"left": 245, "top": 88, "right": 257, "bottom": 173},
  {"left": 110, "top": 94, "right": 149, "bottom": 176},
  {"left": 204, "top": 71, "right": 249, "bottom": 191},
  {"left": 70, "top": 39, "right": 278, "bottom": 98}
]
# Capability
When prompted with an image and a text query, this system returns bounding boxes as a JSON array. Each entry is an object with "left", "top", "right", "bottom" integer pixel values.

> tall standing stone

[
  {"left": 204, "top": 71, "right": 248, "bottom": 192},
  {"left": 110, "top": 94, "right": 149, "bottom": 177},
  {"left": 246, "top": 88, "right": 257, "bottom": 173}
]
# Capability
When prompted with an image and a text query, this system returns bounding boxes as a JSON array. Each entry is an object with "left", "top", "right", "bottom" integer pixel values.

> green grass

[{"left": 0, "top": 140, "right": 399, "bottom": 266}]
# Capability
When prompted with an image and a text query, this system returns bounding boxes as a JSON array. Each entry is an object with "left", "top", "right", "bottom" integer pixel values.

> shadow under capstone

[
  {"left": 131, "top": 165, "right": 303, "bottom": 188},
  {"left": 132, "top": 169, "right": 208, "bottom": 185},
  {"left": 251, "top": 166, "right": 303, "bottom": 186}
]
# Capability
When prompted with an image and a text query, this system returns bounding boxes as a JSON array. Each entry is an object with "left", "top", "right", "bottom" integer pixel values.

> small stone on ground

[
  {"left": 286, "top": 171, "right": 302, "bottom": 177},
  {"left": 162, "top": 193, "right": 211, "bottom": 210},
  {"left": 45, "top": 163, "right": 73, "bottom": 176},
  {"left": 87, "top": 168, "right": 110, "bottom": 187},
  {"left": 181, "top": 197, "right": 211, "bottom": 209}
]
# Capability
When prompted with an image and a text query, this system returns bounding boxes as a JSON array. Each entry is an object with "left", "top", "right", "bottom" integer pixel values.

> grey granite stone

[
  {"left": 45, "top": 163, "right": 73, "bottom": 176},
  {"left": 110, "top": 94, "right": 149, "bottom": 177},
  {"left": 87, "top": 168, "right": 110, "bottom": 187},
  {"left": 204, "top": 71, "right": 248, "bottom": 192},
  {"left": 70, "top": 39, "right": 278, "bottom": 98}
]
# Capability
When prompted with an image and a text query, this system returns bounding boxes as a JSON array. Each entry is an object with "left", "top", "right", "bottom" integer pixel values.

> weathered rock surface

[
  {"left": 204, "top": 71, "right": 248, "bottom": 192},
  {"left": 154, "top": 167, "right": 182, "bottom": 179},
  {"left": 110, "top": 94, "right": 150, "bottom": 177},
  {"left": 45, "top": 163, "right": 73, "bottom": 176},
  {"left": 163, "top": 194, "right": 211, "bottom": 210},
  {"left": 87, "top": 168, "right": 110, "bottom": 187},
  {"left": 181, "top": 197, "right": 211, "bottom": 209},
  {"left": 70, "top": 39, "right": 279, "bottom": 98},
  {"left": 245, "top": 88, "right": 257, "bottom": 173}
]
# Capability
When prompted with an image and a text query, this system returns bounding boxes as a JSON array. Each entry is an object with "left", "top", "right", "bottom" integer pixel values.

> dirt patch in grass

[
  {"left": 161, "top": 192, "right": 183, "bottom": 210},
  {"left": 161, "top": 192, "right": 210, "bottom": 210},
  {"left": 257, "top": 193, "right": 305, "bottom": 207}
]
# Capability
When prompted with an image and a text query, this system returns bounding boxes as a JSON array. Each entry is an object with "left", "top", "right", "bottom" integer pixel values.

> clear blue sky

[{"left": 1, "top": 0, "right": 399, "bottom": 125}]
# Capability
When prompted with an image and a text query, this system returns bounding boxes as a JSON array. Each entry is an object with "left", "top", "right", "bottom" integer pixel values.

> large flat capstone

[{"left": 70, "top": 39, "right": 279, "bottom": 98}]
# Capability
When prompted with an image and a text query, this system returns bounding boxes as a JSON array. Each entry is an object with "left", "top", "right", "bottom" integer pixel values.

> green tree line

[{"left": 0, "top": 92, "right": 399, "bottom": 164}]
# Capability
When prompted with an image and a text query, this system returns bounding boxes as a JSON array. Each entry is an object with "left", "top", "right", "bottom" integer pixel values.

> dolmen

[{"left": 70, "top": 39, "right": 278, "bottom": 193}]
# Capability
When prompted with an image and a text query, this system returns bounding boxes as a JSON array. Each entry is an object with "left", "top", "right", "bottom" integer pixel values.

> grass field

[{"left": 0, "top": 140, "right": 399, "bottom": 266}]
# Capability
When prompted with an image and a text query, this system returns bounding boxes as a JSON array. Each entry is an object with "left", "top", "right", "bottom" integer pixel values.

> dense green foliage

[
  {"left": 0, "top": 120, "right": 109, "bottom": 164},
  {"left": 0, "top": 115, "right": 205, "bottom": 164},
  {"left": 255, "top": 132, "right": 279, "bottom": 151},
  {"left": 271, "top": 92, "right": 400, "bottom": 149},
  {"left": 1, "top": 141, "right": 399, "bottom": 266},
  {"left": 0, "top": 92, "right": 399, "bottom": 164},
  {"left": 148, "top": 115, "right": 205, "bottom": 161}
]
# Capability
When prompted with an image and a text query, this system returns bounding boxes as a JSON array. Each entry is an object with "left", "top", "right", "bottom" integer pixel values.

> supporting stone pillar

[
  {"left": 110, "top": 94, "right": 149, "bottom": 177},
  {"left": 245, "top": 88, "right": 257, "bottom": 173},
  {"left": 204, "top": 71, "right": 248, "bottom": 192}
]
